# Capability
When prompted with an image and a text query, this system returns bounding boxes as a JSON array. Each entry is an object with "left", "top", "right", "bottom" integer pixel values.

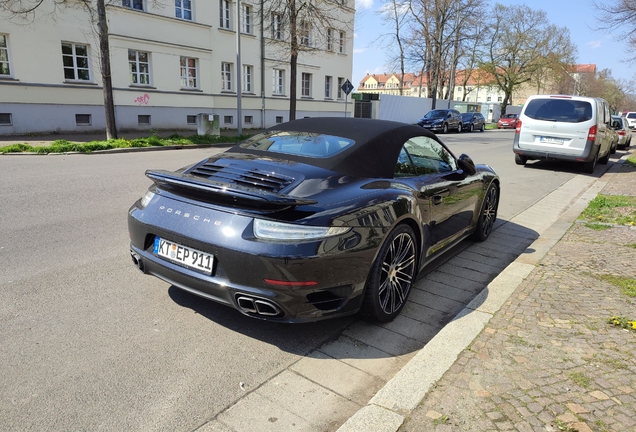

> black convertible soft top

[{"left": 228, "top": 117, "right": 442, "bottom": 179}]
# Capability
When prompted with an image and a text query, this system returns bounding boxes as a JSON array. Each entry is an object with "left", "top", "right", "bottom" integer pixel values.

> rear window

[
  {"left": 627, "top": 113, "right": 636, "bottom": 119},
  {"left": 524, "top": 98, "right": 593, "bottom": 123},
  {"left": 239, "top": 131, "right": 354, "bottom": 158}
]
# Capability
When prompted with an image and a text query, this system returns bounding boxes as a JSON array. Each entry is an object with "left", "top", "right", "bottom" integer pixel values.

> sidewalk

[{"left": 397, "top": 160, "right": 636, "bottom": 430}]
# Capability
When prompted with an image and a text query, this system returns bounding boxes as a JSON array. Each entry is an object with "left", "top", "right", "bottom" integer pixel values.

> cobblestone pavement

[{"left": 400, "top": 163, "right": 636, "bottom": 432}]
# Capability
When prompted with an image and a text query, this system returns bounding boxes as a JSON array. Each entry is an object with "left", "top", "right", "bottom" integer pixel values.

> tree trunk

[
  {"left": 96, "top": 0, "right": 117, "bottom": 139},
  {"left": 288, "top": 0, "right": 297, "bottom": 121}
]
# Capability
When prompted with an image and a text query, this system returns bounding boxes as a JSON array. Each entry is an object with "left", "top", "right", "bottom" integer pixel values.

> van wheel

[
  {"left": 514, "top": 154, "right": 527, "bottom": 165},
  {"left": 599, "top": 148, "right": 610, "bottom": 165},
  {"left": 582, "top": 151, "right": 598, "bottom": 173}
]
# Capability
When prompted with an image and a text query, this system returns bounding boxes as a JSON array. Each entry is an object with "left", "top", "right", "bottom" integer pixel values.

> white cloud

[
  {"left": 586, "top": 40, "right": 601, "bottom": 49},
  {"left": 355, "top": 0, "right": 373, "bottom": 10},
  {"left": 353, "top": 48, "right": 367, "bottom": 54}
]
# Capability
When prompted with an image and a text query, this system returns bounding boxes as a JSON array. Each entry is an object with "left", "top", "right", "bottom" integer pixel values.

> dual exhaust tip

[
  {"left": 236, "top": 295, "right": 283, "bottom": 317},
  {"left": 130, "top": 251, "right": 145, "bottom": 273}
]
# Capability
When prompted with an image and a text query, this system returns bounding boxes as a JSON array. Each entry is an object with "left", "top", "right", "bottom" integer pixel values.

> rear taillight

[
  {"left": 618, "top": 130, "right": 626, "bottom": 136},
  {"left": 588, "top": 125, "right": 597, "bottom": 141},
  {"left": 515, "top": 120, "right": 522, "bottom": 134}
]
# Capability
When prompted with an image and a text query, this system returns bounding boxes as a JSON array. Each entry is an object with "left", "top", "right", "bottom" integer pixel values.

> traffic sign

[{"left": 341, "top": 79, "right": 354, "bottom": 95}]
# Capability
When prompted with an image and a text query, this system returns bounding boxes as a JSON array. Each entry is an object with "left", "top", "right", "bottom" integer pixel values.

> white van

[{"left": 512, "top": 95, "right": 614, "bottom": 173}]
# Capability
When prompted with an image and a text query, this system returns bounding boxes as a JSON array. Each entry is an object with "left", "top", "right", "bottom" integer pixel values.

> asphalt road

[{"left": 0, "top": 130, "right": 613, "bottom": 430}]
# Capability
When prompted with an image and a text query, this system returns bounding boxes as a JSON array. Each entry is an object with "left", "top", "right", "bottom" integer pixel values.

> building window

[
  {"left": 301, "top": 72, "right": 311, "bottom": 97},
  {"left": 129, "top": 50, "right": 150, "bottom": 85},
  {"left": 138, "top": 115, "right": 151, "bottom": 125},
  {"left": 180, "top": 56, "right": 197, "bottom": 88},
  {"left": 242, "top": 4, "right": 252, "bottom": 34},
  {"left": 271, "top": 13, "right": 282, "bottom": 39},
  {"left": 497, "top": 96, "right": 502, "bottom": 102},
  {"left": 75, "top": 114, "right": 91, "bottom": 125},
  {"left": 175, "top": 0, "right": 192, "bottom": 20},
  {"left": 221, "top": 62, "right": 233, "bottom": 91},
  {"left": 0, "top": 113, "right": 12, "bottom": 125},
  {"left": 327, "top": 29, "right": 333, "bottom": 51},
  {"left": 123, "top": 0, "right": 144, "bottom": 11},
  {"left": 62, "top": 43, "right": 90, "bottom": 81},
  {"left": 276, "top": 116, "right": 283, "bottom": 124},
  {"left": 244, "top": 115, "right": 253, "bottom": 124},
  {"left": 339, "top": 31, "right": 345, "bottom": 53},
  {"left": 187, "top": 115, "right": 196, "bottom": 124},
  {"left": 224, "top": 115, "right": 233, "bottom": 124},
  {"left": 273, "top": 69, "right": 284, "bottom": 94},
  {"left": 325, "top": 75, "right": 332, "bottom": 99},
  {"left": 220, "top": 0, "right": 231, "bottom": 29},
  {"left": 243, "top": 65, "right": 252, "bottom": 93},
  {"left": 487, "top": 96, "right": 492, "bottom": 101},
  {"left": 0, "top": 35, "right": 10, "bottom": 76},
  {"left": 337, "top": 77, "right": 344, "bottom": 99},
  {"left": 300, "top": 21, "right": 311, "bottom": 46}
]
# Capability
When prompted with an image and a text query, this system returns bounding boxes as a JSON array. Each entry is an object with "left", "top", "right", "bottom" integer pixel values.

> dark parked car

[
  {"left": 497, "top": 113, "right": 519, "bottom": 129},
  {"left": 461, "top": 112, "right": 486, "bottom": 132},
  {"left": 417, "top": 109, "right": 463, "bottom": 133},
  {"left": 128, "top": 118, "right": 500, "bottom": 323}
]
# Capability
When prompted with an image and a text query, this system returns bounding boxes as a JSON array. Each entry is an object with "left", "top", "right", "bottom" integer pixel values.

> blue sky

[{"left": 352, "top": 0, "right": 635, "bottom": 88}]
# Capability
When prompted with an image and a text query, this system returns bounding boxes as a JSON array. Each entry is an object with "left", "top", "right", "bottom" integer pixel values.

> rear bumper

[{"left": 513, "top": 135, "right": 597, "bottom": 163}]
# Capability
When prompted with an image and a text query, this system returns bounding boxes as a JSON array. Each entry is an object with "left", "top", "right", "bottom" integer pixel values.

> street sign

[{"left": 341, "top": 79, "right": 354, "bottom": 95}]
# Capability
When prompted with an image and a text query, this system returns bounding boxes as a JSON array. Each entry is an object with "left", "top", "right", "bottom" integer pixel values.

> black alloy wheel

[
  {"left": 361, "top": 224, "right": 417, "bottom": 322},
  {"left": 471, "top": 183, "right": 499, "bottom": 242}
]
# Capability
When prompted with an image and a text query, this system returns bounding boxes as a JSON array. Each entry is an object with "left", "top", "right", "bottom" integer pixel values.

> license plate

[
  {"left": 153, "top": 237, "right": 213, "bottom": 275},
  {"left": 539, "top": 136, "right": 565, "bottom": 145}
]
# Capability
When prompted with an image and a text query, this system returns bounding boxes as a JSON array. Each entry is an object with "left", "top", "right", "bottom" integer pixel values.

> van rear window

[{"left": 524, "top": 99, "right": 593, "bottom": 123}]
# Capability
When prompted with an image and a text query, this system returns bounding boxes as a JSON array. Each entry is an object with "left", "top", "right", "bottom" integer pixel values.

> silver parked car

[{"left": 612, "top": 115, "right": 632, "bottom": 149}]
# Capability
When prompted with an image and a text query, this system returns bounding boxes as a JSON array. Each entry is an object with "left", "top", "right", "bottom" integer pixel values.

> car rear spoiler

[{"left": 146, "top": 170, "right": 317, "bottom": 210}]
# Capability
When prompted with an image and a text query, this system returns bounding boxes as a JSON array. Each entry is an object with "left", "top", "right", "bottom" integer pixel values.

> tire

[
  {"left": 582, "top": 150, "right": 598, "bottom": 173},
  {"left": 442, "top": 123, "right": 449, "bottom": 133},
  {"left": 514, "top": 154, "right": 527, "bottom": 165},
  {"left": 469, "top": 124, "right": 474, "bottom": 132},
  {"left": 361, "top": 224, "right": 417, "bottom": 323},
  {"left": 457, "top": 123, "right": 462, "bottom": 133},
  {"left": 471, "top": 183, "right": 499, "bottom": 242},
  {"left": 599, "top": 148, "right": 610, "bottom": 165},
  {"left": 611, "top": 142, "right": 617, "bottom": 154},
  {"left": 480, "top": 123, "right": 485, "bottom": 132}
]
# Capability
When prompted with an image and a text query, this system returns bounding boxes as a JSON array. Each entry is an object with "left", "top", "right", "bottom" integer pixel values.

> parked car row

[{"left": 417, "top": 109, "right": 486, "bottom": 133}]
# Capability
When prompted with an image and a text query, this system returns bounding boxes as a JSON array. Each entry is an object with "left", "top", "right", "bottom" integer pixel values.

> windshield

[
  {"left": 424, "top": 110, "right": 448, "bottom": 119},
  {"left": 502, "top": 114, "right": 517, "bottom": 118},
  {"left": 239, "top": 131, "right": 355, "bottom": 158},
  {"left": 523, "top": 99, "right": 593, "bottom": 123}
]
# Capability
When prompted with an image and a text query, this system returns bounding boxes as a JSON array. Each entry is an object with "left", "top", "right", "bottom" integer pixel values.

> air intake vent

[{"left": 189, "top": 163, "right": 295, "bottom": 193}]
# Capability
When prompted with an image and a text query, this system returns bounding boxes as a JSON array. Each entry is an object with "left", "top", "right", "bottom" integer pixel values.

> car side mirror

[
  {"left": 447, "top": 113, "right": 452, "bottom": 118},
  {"left": 457, "top": 154, "right": 476, "bottom": 176}
]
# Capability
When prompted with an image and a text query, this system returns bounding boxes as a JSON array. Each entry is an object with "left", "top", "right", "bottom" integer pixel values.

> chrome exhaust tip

[{"left": 130, "top": 251, "right": 145, "bottom": 274}]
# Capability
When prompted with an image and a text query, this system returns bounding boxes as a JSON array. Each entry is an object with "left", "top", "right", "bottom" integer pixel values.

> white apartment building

[{"left": 0, "top": 0, "right": 354, "bottom": 135}]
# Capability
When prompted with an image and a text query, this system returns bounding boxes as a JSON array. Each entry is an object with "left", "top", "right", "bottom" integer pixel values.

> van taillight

[
  {"left": 515, "top": 120, "right": 522, "bottom": 134},
  {"left": 588, "top": 125, "right": 597, "bottom": 141},
  {"left": 618, "top": 130, "right": 626, "bottom": 136}
]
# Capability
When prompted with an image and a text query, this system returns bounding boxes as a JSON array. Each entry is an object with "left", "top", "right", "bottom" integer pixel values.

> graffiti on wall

[{"left": 134, "top": 94, "right": 150, "bottom": 106}]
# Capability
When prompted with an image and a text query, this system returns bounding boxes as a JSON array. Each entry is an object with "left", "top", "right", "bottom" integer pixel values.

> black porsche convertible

[{"left": 128, "top": 117, "right": 499, "bottom": 323}]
